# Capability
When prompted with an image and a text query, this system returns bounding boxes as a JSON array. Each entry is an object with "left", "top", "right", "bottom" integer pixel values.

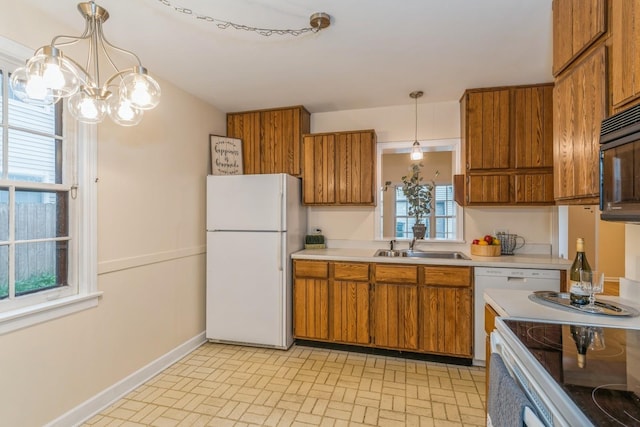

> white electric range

[{"left": 486, "top": 288, "right": 640, "bottom": 426}]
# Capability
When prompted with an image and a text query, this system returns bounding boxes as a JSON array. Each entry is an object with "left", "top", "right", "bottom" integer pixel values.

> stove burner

[
  {"left": 526, "top": 325, "right": 562, "bottom": 350},
  {"left": 592, "top": 384, "right": 640, "bottom": 426}
]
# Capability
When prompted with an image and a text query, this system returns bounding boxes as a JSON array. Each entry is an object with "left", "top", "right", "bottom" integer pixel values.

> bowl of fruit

[{"left": 471, "top": 235, "right": 502, "bottom": 257}]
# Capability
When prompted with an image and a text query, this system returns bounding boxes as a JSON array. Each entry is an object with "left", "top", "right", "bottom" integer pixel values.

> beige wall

[
  {"left": 626, "top": 224, "right": 640, "bottom": 280},
  {"left": 309, "top": 103, "right": 557, "bottom": 252},
  {"left": 0, "top": 4, "right": 225, "bottom": 425}
]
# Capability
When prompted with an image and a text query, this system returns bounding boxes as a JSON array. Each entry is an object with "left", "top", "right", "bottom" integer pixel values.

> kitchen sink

[
  {"left": 374, "top": 249, "right": 408, "bottom": 257},
  {"left": 374, "top": 249, "right": 470, "bottom": 260}
]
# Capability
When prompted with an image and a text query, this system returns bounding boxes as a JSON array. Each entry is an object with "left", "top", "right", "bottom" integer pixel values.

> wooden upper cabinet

[
  {"left": 460, "top": 84, "right": 554, "bottom": 206},
  {"left": 513, "top": 85, "right": 554, "bottom": 169},
  {"left": 464, "top": 90, "right": 510, "bottom": 171},
  {"left": 302, "top": 133, "right": 336, "bottom": 204},
  {"left": 227, "top": 106, "right": 310, "bottom": 176},
  {"left": 302, "top": 130, "right": 376, "bottom": 206},
  {"left": 612, "top": 0, "right": 640, "bottom": 108},
  {"left": 553, "top": 44, "right": 607, "bottom": 202},
  {"left": 552, "top": 0, "right": 607, "bottom": 76}
]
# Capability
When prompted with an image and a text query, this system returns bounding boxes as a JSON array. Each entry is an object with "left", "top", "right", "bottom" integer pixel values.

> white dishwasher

[{"left": 474, "top": 267, "right": 561, "bottom": 364}]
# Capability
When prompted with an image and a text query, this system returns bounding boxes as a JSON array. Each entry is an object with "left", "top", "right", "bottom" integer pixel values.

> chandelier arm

[
  {"left": 102, "top": 68, "right": 136, "bottom": 88},
  {"left": 50, "top": 19, "right": 92, "bottom": 47},
  {"left": 97, "top": 21, "right": 144, "bottom": 67}
]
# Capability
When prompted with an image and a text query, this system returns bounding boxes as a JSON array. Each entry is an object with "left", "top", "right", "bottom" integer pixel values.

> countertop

[
  {"left": 292, "top": 248, "right": 572, "bottom": 270},
  {"left": 484, "top": 288, "right": 640, "bottom": 329}
]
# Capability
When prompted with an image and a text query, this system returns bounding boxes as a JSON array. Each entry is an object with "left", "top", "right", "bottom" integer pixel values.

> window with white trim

[
  {"left": 394, "top": 184, "right": 456, "bottom": 239},
  {"left": 0, "top": 37, "right": 98, "bottom": 333}
]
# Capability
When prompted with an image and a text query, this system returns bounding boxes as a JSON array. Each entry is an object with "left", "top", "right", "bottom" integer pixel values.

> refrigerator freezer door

[
  {"left": 206, "top": 231, "right": 289, "bottom": 348},
  {"left": 207, "top": 174, "right": 284, "bottom": 232}
]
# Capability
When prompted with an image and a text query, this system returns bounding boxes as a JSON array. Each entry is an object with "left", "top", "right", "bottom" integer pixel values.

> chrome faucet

[
  {"left": 389, "top": 239, "right": 396, "bottom": 250},
  {"left": 409, "top": 237, "right": 417, "bottom": 251}
]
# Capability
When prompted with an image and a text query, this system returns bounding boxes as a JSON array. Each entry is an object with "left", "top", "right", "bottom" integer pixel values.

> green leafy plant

[
  {"left": 401, "top": 163, "right": 436, "bottom": 225},
  {"left": 0, "top": 273, "right": 57, "bottom": 298}
]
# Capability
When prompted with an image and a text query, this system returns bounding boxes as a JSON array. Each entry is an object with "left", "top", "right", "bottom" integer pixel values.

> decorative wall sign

[{"left": 210, "top": 135, "right": 243, "bottom": 175}]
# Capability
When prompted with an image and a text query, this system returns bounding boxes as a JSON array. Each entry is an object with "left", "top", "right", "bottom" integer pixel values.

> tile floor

[{"left": 82, "top": 343, "right": 486, "bottom": 427}]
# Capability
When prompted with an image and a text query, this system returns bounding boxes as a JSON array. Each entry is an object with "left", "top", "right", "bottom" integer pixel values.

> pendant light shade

[{"left": 409, "top": 91, "right": 424, "bottom": 161}]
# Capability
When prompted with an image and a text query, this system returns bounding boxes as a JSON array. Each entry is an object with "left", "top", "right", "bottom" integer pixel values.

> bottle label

[{"left": 569, "top": 280, "right": 589, "bottom": 305}]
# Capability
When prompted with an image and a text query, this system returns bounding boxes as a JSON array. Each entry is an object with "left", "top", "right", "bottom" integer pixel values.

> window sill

[{"left": 0, "top": 292, "right": 103, "bottom": 336}]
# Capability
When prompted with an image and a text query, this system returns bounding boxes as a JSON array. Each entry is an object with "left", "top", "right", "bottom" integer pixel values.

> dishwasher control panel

[{"left": 475, "top": 267, "right": 561, "bottom": 280}]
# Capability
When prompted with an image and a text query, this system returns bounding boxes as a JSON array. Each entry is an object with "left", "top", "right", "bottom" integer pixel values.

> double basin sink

[{"left": 374, "top": 249, "right": 470, "bottom": 260}]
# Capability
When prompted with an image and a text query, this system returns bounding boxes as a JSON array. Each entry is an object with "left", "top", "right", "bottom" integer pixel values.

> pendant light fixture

[
  {"left": 9, "top": 1, "right": 160, "bottom": 126},
  {"left": 410, "top": 90, "right": 424, "bottom": 161}
]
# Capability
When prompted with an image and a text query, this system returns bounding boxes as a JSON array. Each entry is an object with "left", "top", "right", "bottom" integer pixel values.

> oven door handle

[{"left": 490, "top": 330, "right": 504, "bottom": 354}]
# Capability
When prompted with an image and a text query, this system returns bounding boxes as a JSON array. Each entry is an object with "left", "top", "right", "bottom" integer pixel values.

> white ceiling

[{"left": 20, "top": 0, "right": 553, "bottom": 114}]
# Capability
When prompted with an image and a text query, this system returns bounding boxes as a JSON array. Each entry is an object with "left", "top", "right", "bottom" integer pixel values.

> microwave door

[{"left": 600, "top": 141, "right": 640, "bottom": 222}]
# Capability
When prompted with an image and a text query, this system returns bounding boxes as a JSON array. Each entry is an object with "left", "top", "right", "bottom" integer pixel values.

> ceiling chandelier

[
  {"left": 410, "top": 91, "right": 424, "bottom": 161},
  {"left": 10, "top": 1, "right": 160, "bottom": 126}
]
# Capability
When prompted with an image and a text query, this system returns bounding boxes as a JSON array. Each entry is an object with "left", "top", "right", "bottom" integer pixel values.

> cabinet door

[
  {"left": 293, "top": 277, "right": 329, "bottom": 340},
  {"left": 260, "top": 108, "right": 306, "bottom": 175},
  {"left": 514, "top": 173, "right": 554, "bottom": 204},
  {"left": 373, "top": 283, "right": 418, "bottom": 350},
  {"left": 553, "top": 45, "right": 607, "bottom": 202},
  {"left": 331, "top": 281, "right": 370, "bottom": 344},
  {"left": 293, "top": 261, "right": 329, "bottom": 340},
  {"left": 552, "top": 0, "right": 607, "bottom": 75},
  {"left": 336, "top": 131, "right": 376, "bottom": 205},
  {"left": 227, "top": 111, "right": 261, "bottom": 174},
  {"left": 302, "top": 134, "right": 336, "bottom": 204},
  {"left": 419, "top": 286, "right": 472, "bottom": 357},
  {"left": 513, "top": 85, "right": 554, "bottom": 169},
  {"left": 467, "top": 174, "right": 511, "bottom": 204},
  {"left": 612, "top": 0, "right": 640, "bottom": 108},
  {"left": 465, "top": 90, "right": 510, "bottom": 171},
  {"left": 332, "top": 262, "right": 370, "bottom": 344}
]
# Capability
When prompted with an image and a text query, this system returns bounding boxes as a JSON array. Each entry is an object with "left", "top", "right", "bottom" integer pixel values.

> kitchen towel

[{"left": 487, "top": 352, "right": 537, "bottom": 427}]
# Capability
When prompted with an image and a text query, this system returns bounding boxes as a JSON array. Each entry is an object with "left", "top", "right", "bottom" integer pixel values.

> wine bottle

[
  {"left": 569, "top": 237, "right": 591, "bottom": 305},
  {"left": 570, "top": 325, "right": 590, "bottom": 368}
]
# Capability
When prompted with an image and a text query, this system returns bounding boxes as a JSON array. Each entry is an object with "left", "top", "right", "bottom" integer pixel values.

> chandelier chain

[{"left": 156, "top": 0, "right": 322, "bottom": 36}]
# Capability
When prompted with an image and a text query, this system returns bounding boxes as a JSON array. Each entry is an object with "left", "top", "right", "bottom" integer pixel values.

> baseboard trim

[{"left": 45, "top": 331, "right": 207, "bottom": 427}]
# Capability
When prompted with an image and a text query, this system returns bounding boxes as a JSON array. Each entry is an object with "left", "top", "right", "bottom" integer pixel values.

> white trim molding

[{"left": 45, "top": 332, "right": 207, "bottom": 427}]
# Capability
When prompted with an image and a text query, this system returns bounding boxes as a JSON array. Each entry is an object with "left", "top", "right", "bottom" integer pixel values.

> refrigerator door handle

[{"left": 278, "top": 233, "right": 283, "bottom": 271}]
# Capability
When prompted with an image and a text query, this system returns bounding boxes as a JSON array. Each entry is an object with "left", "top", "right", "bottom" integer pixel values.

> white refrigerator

[{"left": 206, "top": 173, "right": 306, "bottom": 349}]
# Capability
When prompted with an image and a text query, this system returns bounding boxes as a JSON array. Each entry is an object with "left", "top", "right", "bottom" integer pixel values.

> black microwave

[{"left": 600, "top": 104, "right": 640, "bottom": 222}]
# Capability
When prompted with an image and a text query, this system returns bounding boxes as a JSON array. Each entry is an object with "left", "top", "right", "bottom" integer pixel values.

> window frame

[
  {"left": 0, "top": 36, "right": 100, "bottom": 335},
  {"left": 376, "top": 138, "right": 465, "bottom": 242},
  {"left": 392, "top": 183, "right": 456, "bottom": 240}
]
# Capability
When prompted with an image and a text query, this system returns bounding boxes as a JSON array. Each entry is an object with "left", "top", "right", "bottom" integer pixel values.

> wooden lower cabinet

[
  {"left": 293, "top": 260, "right": 473, "bottom": 359},
  {"left": 373, "top": 283, "right": 419, "bottom": 350},
  {"left": 293, "top": 261, "right": 329, "bottom": 340},
  {"left": 419, "top": 286, "right": 472, "bottom": 357},
  {"left": 419, "top": 266, "right": 473, "bottom": 357},
  {"left": 331, "top": 262, "right": 370, "bottom": 345}
]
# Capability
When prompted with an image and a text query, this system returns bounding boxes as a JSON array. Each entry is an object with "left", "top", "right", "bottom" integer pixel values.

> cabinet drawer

[
  {"left": 334, "top": 262, "right": 369, "bottom": 281},
  {"left": 374, "top": 264, "right": 418, "bottom": 284},
  {"left": 423, "top": 266, "right": 471, "bottom": 287},
  {"left": 294, "top": 261, "right": 328, "bottom": 278}
]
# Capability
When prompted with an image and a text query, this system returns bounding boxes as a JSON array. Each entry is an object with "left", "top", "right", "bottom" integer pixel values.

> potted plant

[{"left": 401, "top": 163, "right": 436, "bottom": 239}]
